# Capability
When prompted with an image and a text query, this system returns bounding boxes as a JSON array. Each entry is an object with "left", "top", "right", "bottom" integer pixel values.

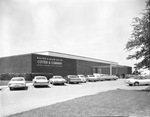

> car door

[{"left": 139, "top": 76, "right": 150, "bottom": 85}]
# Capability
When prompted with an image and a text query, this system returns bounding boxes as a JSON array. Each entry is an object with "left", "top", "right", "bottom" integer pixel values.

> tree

[{"left": 125, "top": 0, "right": 150, "bottom": 69}]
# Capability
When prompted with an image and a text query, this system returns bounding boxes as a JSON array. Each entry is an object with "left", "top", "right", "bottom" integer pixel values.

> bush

[{"left": 0, "top": 73, "right": 53, "bottom": 81}]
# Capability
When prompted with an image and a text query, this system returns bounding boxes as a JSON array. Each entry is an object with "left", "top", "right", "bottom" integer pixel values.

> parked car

[
  {"left": 111, "top": 75, "right": 119, "bottom": 80},
  {"left": 125, "top": 74, "right": 137, "bottom": 79},
  {"left": 93, "top": 74, "right": 105, "bottom": 81},
  {"left": 64, "top": 75, "right": 81, "bottom": 84},
  {"left": 102, "top": 74, "right": 118, "bottom": 80},
  {"left": 125, "top": 75, "right": 150, "bottom": 86},
  {"left": 86, "top": 75, "right": 98, "bottom": 82},
  {"left": 49, "top": 75, "right": 66, "bottom": 85},
  {"left": 77, "top": 75, "right": 87, "bottom": 83},
  {"left": 8, "top": 77, "right": 27, "bottom": 90},
  {"left": 32, "top": 76, "right": 49, "bottom": 87}
]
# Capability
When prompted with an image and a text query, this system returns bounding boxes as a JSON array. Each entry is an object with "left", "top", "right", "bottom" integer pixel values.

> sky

[{"left": 0, "top": 0, "right": 147, "bottom": 68}]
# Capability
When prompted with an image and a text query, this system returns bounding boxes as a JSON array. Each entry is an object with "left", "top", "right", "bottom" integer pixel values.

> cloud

[{"left": 0, "top": 0, "right": 146, "bottom": 67}]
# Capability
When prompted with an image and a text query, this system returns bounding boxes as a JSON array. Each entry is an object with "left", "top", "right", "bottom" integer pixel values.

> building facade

[{"left": 0, "top": 51, "right": 132, "bottom": 77}]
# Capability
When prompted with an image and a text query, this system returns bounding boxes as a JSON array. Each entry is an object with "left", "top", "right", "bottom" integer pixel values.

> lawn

[{"left": 8, "top": 87, "right": 150, "bottom": 117}]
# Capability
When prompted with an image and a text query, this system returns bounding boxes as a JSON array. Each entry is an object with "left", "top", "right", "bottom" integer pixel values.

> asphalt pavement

[{"left": 0, "top": 79, "right": 149, "bottom": 117}]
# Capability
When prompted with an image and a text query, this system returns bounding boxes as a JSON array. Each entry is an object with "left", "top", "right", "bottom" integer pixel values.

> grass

[
  {"left": 0, "top": 80, "right": 9, "bottom": 86},
  {"left": 8, "top": 88, "right": 150, "bottom": 117}
]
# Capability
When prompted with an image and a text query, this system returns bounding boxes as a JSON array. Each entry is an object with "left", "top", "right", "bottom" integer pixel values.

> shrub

[{"left": 0, "top": 73, "right": 53, "bottom": 81}]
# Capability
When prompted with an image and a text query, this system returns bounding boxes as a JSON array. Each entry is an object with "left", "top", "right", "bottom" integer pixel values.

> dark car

[{"left": 64, "top": 75, "right": 81, "bottom": 84}]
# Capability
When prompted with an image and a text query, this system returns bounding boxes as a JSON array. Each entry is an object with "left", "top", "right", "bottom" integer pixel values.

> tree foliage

[{"left": 125, "top": 0, "right": 150, "bottom": 69}]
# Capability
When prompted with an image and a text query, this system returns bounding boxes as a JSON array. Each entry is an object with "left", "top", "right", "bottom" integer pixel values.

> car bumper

[
  {"left": 9, "top": 84, "right": 26, "bottom": 89},
  {"left": 33, "top": 82, "right": 49, "bottom": 86},
  {"left": 53, "top": 81, "right": 66, "bottom": 84},
  {"left": 69, "top": 79, "right": 81, "bottom": 83}
]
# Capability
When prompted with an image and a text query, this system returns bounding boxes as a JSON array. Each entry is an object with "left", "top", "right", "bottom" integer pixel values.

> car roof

[
  {"left": 34, "top": 76, "right": 46, "bottom": 77},
  {"left": 34, "top": 76, "right": 47, "bottom": 78}
]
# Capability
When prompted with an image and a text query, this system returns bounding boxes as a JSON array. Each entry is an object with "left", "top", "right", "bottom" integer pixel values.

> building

[{"left": 0, "top": 51, "right": 132, "bottom": 77}]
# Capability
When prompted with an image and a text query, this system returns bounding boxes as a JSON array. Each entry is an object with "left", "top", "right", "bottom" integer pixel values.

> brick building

[{"left": 0, "top": 51, "right": 132, "bottom": 77}]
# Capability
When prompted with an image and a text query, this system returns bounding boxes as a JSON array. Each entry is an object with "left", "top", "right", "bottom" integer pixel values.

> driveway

[{"left": 0, "top": 79, "right": 149, "bottom": 117}]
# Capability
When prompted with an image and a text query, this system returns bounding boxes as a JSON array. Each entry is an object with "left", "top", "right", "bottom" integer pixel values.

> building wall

[
  {"left": 76, "top": 60, "right": 110, "bottom": 75},
  {"left": 32, "top": 54, "right": 77, "bottom": 77},
  {"left": 0, "top": 53, "right": 132, "bottom": 77},
  {"left": 112, "top": 66, "right": 132, "bottom": 76},
  {"left": 0, "top": 54, "right": 32, "bottom": 73},
  {"left": 101, "top": 68, "right": 110, "bottom": 74}
]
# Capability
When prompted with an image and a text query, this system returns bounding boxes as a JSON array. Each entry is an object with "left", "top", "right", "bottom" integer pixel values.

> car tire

[
  {"left": 134, "top": 82, "right": 139, "bottom": 86},
  {"left": 10, "top": 87, "right": 13, "bottom": 90},
  {"left": 129, "top": 84, "right": 132, "bottom": 86},
  {"left": 24, "top": 86, "right": 27, "bottom": 90}
]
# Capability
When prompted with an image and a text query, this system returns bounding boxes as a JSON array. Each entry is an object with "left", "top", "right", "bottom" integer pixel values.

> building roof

[
  {"left": 92, "top": 65, "right": 131, "bottom": 68},
  {"left": 34, "top": 51, "right": 118, "bottom": 65}
]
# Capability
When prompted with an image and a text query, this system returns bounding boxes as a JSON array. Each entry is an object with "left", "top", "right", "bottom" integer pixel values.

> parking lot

[{"left": 0, "top": 79, "right": 149, "bottom": 117}]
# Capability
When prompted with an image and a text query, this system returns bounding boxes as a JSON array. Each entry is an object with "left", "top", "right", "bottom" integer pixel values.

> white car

[
  {"left": 103, "top": 75, "right": 118, "bottom": 80},
  {"left": 32, "top": 76, "right": 49, "bottom": 87},
  {"left": 125, "top": 75, "right": 150, "bottom": 86},
  {"left": 86, "top": 75, "right": 98, "bottom": 82},
  {"left": 77, "top": 75, "right": 87, "bottom": 83},
  {"left": 49, "top": 76, "right": 66, "bottom": 85},
  {"left": 8, "top": 77, "right": 27, "bottom": 90},
  {"left": 93, "top": 74, "right": 105, "bottom": 81}
]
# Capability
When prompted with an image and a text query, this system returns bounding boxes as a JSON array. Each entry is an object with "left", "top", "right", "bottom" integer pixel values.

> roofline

[
  {"left": 0, "top": 53, "right": 32, "bottom": 59},
  {"left": 34, "top": 51, "right": 118, "bottom": 65},
  {"left": 92, "top": 65, "right": 132, "bottom": 68}
]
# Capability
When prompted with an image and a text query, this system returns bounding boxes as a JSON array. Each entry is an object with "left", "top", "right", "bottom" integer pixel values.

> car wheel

[
  {"left": 129, "top": 84, "right": 132, "bottom": 86},
  {"left": 134, "top": 82, "right": 139, "bottom": 86},
  {"left": 10, "top": 87, "right": 13, "bottom": 90},
  {"left": 24, "top": 86, "right": 28, "bottom": 90}
]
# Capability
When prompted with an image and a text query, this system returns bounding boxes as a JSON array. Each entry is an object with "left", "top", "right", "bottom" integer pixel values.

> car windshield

[
  {"left": 11, "top": 78, "right": 24, "bottom": 81},
  {"left": 133, "top": 76, "right": 144, "bottom": 79},
  {"left": 69, "top": 75, "right": 77, "bottom": 78},
  {"left": 144, "top": 75, "right": 150, "bottom": 79},
  {"left": 54, "top": 76, "right": 63, "bottom": 79},
  {"left": 36, "top": 77, "right": 46, "bottom": 80},
  {"left": 88, "top": 75, "right": 94, "bottom": 77}
]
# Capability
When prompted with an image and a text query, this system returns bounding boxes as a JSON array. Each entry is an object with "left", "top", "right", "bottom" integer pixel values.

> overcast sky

[{"left": 0, "top": 0, "right": 146, "bottom": 67}]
